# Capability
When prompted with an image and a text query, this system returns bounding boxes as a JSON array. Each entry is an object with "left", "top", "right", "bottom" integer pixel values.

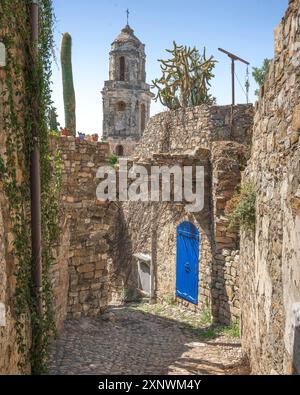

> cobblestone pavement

[{"left": 48, "top": 305, "right": 249, "bottom": 375}]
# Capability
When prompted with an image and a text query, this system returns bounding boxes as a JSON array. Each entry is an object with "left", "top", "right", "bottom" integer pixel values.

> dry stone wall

[
  {"left": 240, "top": 0, "right": 300, "bottom": 375},
  {"left": 135, "top": 104, "right": 253, "bottom": 159},
  {"left": 0, "top": 192, "right": 30, "bottom": 374},
  {"left": 211, "top": 141, "right": 246, "bottom": 323},
  {"left": 0, "top": 47, "right": 31, "bottom": 374},
  {"left": 50, "top": 137, "right": 119, "bottom": 320},
  {"left": 120, "top": 150, "right": 214, "bottom": 311},
  {"left": 120, "top": 107, "right": 252, "bottom": 324}
]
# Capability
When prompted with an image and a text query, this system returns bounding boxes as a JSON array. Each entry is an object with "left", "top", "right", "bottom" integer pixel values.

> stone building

[
  {"left": 102, "top": 24, "right": 153, "bottom": 157},
  {"left": 239, "top": 0, "right": 300, "bottom": 375},
  {"left": 119, "top": 104, "right": 254, "bottom": 324}
]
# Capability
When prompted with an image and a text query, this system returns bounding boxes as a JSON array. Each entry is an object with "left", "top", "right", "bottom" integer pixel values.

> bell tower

[{"left": 102, "top": 22, "right": 153, "bottom": 157}]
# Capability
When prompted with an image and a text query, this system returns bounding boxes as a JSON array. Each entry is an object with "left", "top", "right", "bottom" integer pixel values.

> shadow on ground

[{"left": 48, "top": 305, "right": 249, "bottom": 375}]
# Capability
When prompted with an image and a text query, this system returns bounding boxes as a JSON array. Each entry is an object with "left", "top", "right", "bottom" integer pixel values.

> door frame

[{"left": 176, "top": 221, "right": 200, "bottom": 305}]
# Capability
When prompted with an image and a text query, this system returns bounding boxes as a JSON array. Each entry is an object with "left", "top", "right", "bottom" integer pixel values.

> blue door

[{"left": 176, "top": 222, "right": 199, "bottom": 304}]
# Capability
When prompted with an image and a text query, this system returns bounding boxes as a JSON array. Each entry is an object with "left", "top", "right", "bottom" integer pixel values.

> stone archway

[{"left": 116, "top": 145, "right": 124, "bottom": 157}]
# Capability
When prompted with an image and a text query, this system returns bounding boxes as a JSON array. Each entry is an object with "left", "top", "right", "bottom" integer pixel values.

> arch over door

[
  {"left": 116, "top": 145, "right": 124, "bottom": 157},
  {"left": 176, "top": 222, "right": 199, "bottom": 304}
]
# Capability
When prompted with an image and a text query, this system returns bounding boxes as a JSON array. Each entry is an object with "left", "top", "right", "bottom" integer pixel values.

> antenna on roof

[{"left": 126, "top": 9, "right": 130, "bottom": 25}]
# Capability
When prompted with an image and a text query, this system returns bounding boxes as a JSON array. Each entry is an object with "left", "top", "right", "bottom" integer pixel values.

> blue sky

[{"left": 51, "top": 0, "right": 288, "bottom": 135}]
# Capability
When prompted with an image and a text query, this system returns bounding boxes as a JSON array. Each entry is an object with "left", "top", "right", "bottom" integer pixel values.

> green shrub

[
  {"left": 226, "top": 182, "right": 256, "bottom": 230},
  {"left": 108, "top": 154, "right": 118, "bottom": 168}
]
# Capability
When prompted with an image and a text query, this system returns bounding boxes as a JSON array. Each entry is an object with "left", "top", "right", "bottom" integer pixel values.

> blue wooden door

[{"left": 176, "top": 222, "right": 199, "bottom": 304}]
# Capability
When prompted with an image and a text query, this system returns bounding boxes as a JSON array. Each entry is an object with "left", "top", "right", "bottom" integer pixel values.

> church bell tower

[{"left": 102, "top": 19, "right": 153, "bottom": 157}]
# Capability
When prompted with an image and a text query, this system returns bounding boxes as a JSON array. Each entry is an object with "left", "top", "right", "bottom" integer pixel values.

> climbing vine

[{"left": 0, "top": 0, "right": 59, "bottom": 374}]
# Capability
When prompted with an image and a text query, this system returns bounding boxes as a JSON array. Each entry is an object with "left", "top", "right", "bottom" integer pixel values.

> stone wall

[
  {"left": 120, "top": 150, "right": 214, "bottom": 311},
  {"left": 135, "top": 104, "right": 254, "bottom": 159},
  {"left": 0, "top": 190, "right": 30, "bottom": 374},
  {"left": 240, "top": 0, "right": 300, "bottom": 375},
  {"left": 0, "top": 37, "right": 31, "bottom": 374},
  {"left": 119, "top": 109, "right": 250, "bottom": 324},
  {"left": 50, "top": 212, "right": 70, "bottom": 331},
  {"left": 211, "top": 141, "right": 246, "bottom": 323},
  {"left": 107, "top": 138, "right": 138, "bottom": 158},
  {"left": 50, "top": 137, "right": 119, "bottom": 320}
]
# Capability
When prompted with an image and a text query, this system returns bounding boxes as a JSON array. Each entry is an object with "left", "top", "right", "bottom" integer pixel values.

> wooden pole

[
  {"left": 231, "top": 58, "right": 235, "bottom": 106},
  {"left": 218, "top": 47, "right": 249, "bottom": 107}
]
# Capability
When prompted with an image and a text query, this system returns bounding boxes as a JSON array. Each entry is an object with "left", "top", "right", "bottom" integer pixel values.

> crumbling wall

[
  {"left": 135, "top": 104, "right": 253, "bottom": 159},
  {"left": 240, "top": 0, "right": 300, "bottom": 375}
]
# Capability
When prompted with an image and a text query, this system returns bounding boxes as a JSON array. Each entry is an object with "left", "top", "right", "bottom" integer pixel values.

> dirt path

[{"left": 48, "top": 303, "right": 249, "bottom": 375}]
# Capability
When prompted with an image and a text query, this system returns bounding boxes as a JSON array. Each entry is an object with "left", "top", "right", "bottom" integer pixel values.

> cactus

[
  {"left": 61, "top": 33, "right": 76, "bottom": 135},
  {"left": 152, "top": 42, "right": 217, "bottom": 110},
  {"left": 48, "top": 106, "right": 59, "bottom": 131}
]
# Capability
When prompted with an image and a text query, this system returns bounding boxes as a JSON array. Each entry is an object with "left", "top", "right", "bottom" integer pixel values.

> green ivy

[{"left": 0, "top": 0, "right": 60, "bottom": 374}]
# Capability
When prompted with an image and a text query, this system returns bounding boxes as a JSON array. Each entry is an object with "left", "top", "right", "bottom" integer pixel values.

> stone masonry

[
  {"left": 119, "top": 105, "right": 253, "bottom": 325},
  {"left": 0, "top": 37, "right": 31, "bottom": 373},
  {"left": 102, "top": 24, "right": 153, "bottom": 157},
  {"left": 49, "top": 137, "right": 119, "bottom": 320},
  {"left": 135, "top": 104, "right": 254, "bottom": 159},
  {"left": 240, "top": 0, "right": 300, "bottom": 375}
]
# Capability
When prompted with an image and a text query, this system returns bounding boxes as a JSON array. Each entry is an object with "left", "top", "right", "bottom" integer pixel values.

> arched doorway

[
  {"left": 116, "top": 145, "right": 124, "bottom": 157},
  {"left": 176, "top": 222, "right": 199, "bottom": 304},
  {"left": 119, "top": 56, "right": 125, "bottom": 81}
]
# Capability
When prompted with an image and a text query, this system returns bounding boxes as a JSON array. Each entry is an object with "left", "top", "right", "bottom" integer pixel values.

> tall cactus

[{"left": 61, "top": 33, "right": 76, "bottom": 135}]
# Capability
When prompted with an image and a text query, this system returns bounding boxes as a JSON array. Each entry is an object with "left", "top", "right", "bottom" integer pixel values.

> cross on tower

[{"left": 126, "top": 9, "right": 130, "bottom": 25}]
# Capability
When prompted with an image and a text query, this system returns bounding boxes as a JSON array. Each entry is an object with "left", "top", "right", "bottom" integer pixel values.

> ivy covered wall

[{"left": 0, "top": 0, "right": 59, "bottom": 374}]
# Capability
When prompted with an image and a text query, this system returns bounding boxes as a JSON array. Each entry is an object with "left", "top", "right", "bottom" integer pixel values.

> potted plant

[{"left": 61, "top": 127, "right": 70, "bottom": 137}]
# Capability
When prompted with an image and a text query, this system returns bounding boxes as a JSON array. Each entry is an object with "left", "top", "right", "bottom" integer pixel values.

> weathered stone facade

[
  {"left": 211, "top": 142, "right": 246, "bottom": 323},
  {"left": 0, "top": 43, "right": 31, "bottom": 374},
  {"left": 102, "top": 25, "right": 153, "bottom": 157},
  {"left": 240, "top": 0, "right": 300, "bottom": 375},
  {"left": 49, "top": 137, "right": 119, "bottom": 320},
  {"left": 2, "top": 0, "right": 299, "bottom": 377},
  {"left": 135, "top": 104, "right": 254, "bottom": 159},
  {"left": 0, "top": 187, "right": 30, "bottom": 374},
  {"left": 119, "top": 105, "right": 253, "bottom": 325}
]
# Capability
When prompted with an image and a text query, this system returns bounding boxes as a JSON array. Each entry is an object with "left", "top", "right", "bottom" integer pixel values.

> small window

[
  {"left": 141, "top": 104, "right": 146, "bottom": 132},
  {"left": 117, "top": 101, "right": 126, "bottom": 111},
  {"left": 116, "top": 145, "right": 124, "bottom": 157},
  {"left": 119, "top": 56, "right": 125, "bottom": 81}
]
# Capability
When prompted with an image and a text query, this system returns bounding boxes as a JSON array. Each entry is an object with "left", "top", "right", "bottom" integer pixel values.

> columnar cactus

[{"left": 61, "top": 33, "right": 76, "bottom": 135}]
